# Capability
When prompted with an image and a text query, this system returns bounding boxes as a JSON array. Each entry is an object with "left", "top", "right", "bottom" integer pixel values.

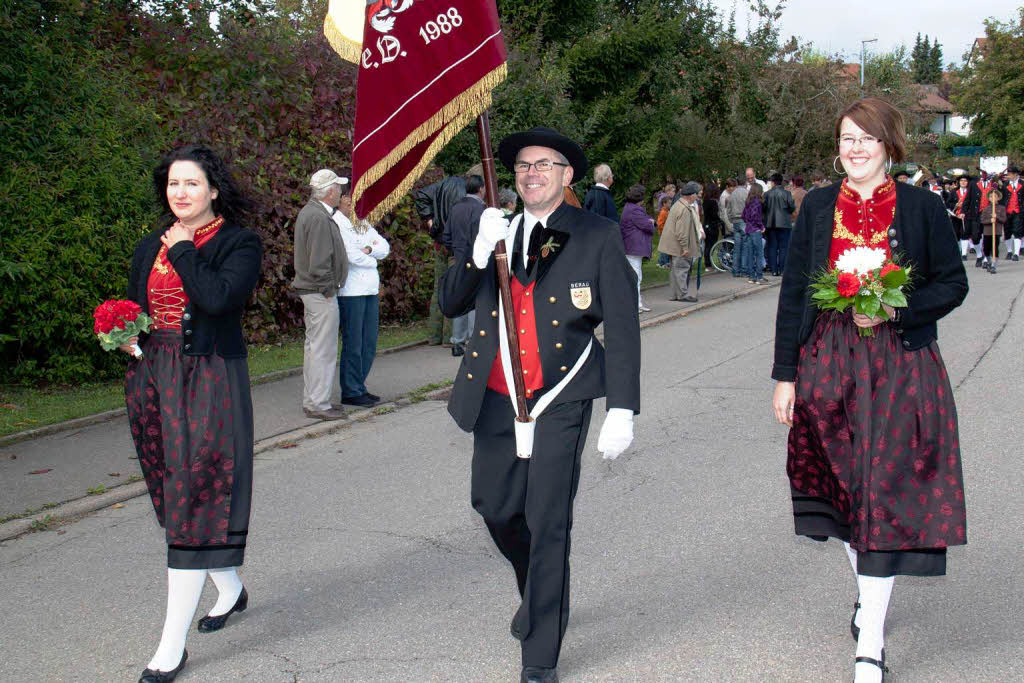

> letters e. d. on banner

[{"left": 324, "top": 0, "right": 507, "bottom": 221}]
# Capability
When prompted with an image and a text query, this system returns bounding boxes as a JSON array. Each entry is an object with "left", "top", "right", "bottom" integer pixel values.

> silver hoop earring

[
  {"left": 885, "top": 158, "right": 893, "bottom": 174},
  {"left": 833, "top": 155, "right": 846, "bottom": 176}
]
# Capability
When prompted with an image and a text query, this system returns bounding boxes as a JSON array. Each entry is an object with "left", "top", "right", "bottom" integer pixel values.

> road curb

[
  {"left": 0, "top": 385, "right": 453, "bottom": 543},
  {"left": 0, "top": 279, "right": 774, "bottom": 542}
]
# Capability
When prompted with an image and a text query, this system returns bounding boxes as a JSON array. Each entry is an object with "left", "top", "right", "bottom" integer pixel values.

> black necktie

[{"left": 514, "top": 221, "right": 543, "bottom": 282}]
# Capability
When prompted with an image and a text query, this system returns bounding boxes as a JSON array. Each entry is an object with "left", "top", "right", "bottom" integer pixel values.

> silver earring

[
  {"left": 885, "top": 158, "right": 893, "bottom": 174},
  {"left": 833, "top": 156, "right": 846, "bottom": 176}
]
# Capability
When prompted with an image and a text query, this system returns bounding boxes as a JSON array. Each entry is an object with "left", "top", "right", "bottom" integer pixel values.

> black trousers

[
  {"left": 1008, "top": 212, "right": 1023, "bottom": 240},
  {"left": 966, "top": 217, "right": 982, "bottom": 243},
  {"left": 471, "top": 389, "right": 593, "bottom": 669}
]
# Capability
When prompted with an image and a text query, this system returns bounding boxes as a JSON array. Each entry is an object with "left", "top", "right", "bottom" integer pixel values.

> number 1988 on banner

[{"left": 419, "top": 8, "right": 463, "bottom": 44}]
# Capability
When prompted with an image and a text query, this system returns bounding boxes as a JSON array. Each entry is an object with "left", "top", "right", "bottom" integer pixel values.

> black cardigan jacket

[
  {"left": 772, "top": 182, "right": 968, "bottom": 382},
  {"left": 127, "top": 221, "right": 263, "bottom": 358}
]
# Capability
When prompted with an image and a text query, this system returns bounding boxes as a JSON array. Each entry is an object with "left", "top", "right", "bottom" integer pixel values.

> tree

[
  {"left": 911, "top": 33, "right": 942, "bottom": 84},
  {"left": 954, "top": 8, "right": 1024, "bottom": 152},
  {"left": 929, "top": 41, "right": 944, "bottom": 83}
]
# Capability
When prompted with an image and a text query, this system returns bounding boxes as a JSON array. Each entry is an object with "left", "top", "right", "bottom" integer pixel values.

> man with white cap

[
  {"left": 440, "top": 127, "right": 641, "bottom": 683},
  {"left": 292, "top": 169, "right": 349, "bottom": 420}
]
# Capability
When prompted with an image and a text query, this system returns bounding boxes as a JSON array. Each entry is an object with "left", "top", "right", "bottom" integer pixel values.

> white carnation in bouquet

[{"left": 834, "top": 247, "right": 887, "bottom": 275}]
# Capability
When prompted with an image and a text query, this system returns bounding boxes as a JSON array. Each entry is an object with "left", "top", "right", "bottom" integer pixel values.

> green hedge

[{"left": 0, "top": 1, "right": 169, "bottom": 382}]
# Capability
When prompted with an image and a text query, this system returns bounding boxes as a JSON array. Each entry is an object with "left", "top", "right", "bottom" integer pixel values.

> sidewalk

[{"left": 0, "top": 270, "right": 780, "bottom": 530}]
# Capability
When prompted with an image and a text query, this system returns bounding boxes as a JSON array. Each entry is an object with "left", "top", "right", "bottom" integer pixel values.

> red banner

[{"left": 326, "top": 1, "right": 507, "bottom": 221}]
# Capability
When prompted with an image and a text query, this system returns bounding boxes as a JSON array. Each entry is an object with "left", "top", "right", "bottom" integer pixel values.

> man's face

[
  {"left": 745, "top": 168, "right": 756, "bottom": 184},
  {"left": 323, "top": 184, "right": 342, "bottom": 208},
  {"left": 514, "top": 145, "right": 572, "bottom": 216}
]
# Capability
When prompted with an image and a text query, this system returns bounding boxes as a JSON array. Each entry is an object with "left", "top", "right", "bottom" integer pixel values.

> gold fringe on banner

[
  {"left": 354, "top": 62, "right": 508, "bottom": 222},
  {"left": 324, "top": 8, "right": 362, "bottom": 65}
]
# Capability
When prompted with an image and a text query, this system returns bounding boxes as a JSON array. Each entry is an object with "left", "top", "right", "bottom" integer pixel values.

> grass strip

[{"left": 0, "top": 320, "right": 432, "bottom": 438}]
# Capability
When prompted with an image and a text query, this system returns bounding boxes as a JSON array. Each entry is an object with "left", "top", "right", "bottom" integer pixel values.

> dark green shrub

[{"left": 0, "top": 1, "right": 169, "bottom": 383}]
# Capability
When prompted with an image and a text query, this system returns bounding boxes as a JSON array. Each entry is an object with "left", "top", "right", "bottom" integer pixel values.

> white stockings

[
  {"left": 208, "top": 567, "right": 244, "bottom": 617},
  {"left": 148, "top": 568, "right": 206, "bottom": 672},
  {"left": 844, "top": 544, "right": 894, "bottom": 683}
]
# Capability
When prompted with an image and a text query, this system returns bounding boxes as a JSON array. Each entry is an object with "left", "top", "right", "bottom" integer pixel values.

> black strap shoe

[
  {"left": 139, "top": 649, "right": 187, "bottom": 682},
  {"left": 854, "top": 649, "right": 888, "bottom": 682},
  {"left": 850, "top": 600, "right": 861, "bottom": 641},
  {"left": 197, "top": 587, "right": 248, "bottom": 633}
]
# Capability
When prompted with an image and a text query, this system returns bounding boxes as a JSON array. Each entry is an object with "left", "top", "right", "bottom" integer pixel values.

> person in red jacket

[{"left": 1002, "top": 165, "right": 1023, "bottom": 260}]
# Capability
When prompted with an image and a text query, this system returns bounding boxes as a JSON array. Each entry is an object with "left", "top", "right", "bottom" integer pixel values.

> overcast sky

[{"left": 708, "top": 0, "right": 1021, "bottom": 65}]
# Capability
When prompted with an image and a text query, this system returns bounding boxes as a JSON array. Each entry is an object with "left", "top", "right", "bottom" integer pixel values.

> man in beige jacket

[
  {"left": 292, "top": 169, "right": 349, "bottom": 420},
  {"left": 658, "top": 181, "right": 704, "bottom": 302}
]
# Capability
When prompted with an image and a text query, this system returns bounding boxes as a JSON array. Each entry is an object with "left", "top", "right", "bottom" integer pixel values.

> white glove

[
  {"left": 472, "top": 208, "right": 510, "bottom": 269},
  {"left": 597, "top": 408, "right": 634, "bottom": 460}
]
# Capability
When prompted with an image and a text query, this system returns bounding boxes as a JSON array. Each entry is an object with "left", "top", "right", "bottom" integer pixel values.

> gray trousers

[
  {"left": 451, "top": 310, "right": 476, "bottom": 345},
  {"left": 300, "top": 292, "right": 339, "bottom": 411},
  {"left": 670, "top": 255, "right": 693, "bottom": 299}
]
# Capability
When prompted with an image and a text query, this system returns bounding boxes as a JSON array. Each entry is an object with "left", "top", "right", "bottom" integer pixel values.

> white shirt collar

[
  {"left": 595, "top": 183, "right": 609, "bottom": 190},
  {"left": 319, "top": 201, "right": 335, "bottom": 215}
]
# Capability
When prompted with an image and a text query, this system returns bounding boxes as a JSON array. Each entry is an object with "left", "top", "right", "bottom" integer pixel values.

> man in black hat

[
  {"left": 440, "top": 127, "right": 641, "bottom": 683},
  {"left": 1002, "top": 165, "right": 1023, "bottom": 260}
]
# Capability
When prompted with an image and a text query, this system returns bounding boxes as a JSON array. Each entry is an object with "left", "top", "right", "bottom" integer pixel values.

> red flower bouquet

[
  {"left": 809, "top": 247, "right": 911, "bottom": 337},
  {"left": 93, "top": 300, "right": 152, "bottom": 358}
]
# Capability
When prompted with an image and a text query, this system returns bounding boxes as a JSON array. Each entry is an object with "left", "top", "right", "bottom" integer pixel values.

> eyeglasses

[
  {"left": 838, "top": 134, "right": 881, "bottom": 148},
  {"left": 513, "top": 160, "right": 569, "bottom": 173}
]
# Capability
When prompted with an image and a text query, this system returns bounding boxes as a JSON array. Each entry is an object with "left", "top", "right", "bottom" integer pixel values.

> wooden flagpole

[{"left": 476, "top": 112, "right": 529, "bottom": 422}]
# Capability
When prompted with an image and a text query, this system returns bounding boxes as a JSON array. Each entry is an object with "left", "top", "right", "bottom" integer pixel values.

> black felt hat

[{"left": 498, "top": 127, "right": 588, "bottom": 182}]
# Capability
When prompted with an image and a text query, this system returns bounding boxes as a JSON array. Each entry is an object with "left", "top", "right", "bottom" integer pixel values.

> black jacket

[
  {"left": 583, "top": 185, "right": 620, "bottom": 222},
  {"left": 127, "top": 221, "right": 263, "bottom": 358},
  {"left": 763, "top": 185, "right": 796, "bottom": 229},
  {"left": 442, "top": 194, "right": 486, "bottom": 254},
  {"left": 440, "top": 202, "right": 641, "bottom": 432},
  {"left": 414, "top": 176, "right": 466, "bottom": 247},
  {"left": 772, "top": 182, "right": 968, "bottom": 382}
]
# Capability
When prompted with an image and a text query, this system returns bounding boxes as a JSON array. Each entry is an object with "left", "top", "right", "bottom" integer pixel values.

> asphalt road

[{"left": 1, "top": 263, "right": 1022, "bottom": 682}]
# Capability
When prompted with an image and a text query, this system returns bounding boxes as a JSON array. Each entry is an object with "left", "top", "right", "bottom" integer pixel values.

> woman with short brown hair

[{"left": 771, "top": 98, "right": 968, "bottom": 682}]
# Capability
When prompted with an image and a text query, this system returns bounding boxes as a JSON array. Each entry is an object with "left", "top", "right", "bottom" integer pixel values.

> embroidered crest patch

[{"left": 569, "top": 282, "right": 592, "bottom": 310}]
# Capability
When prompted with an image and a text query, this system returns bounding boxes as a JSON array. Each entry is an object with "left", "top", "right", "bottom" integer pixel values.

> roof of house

[{"left": 913, "top": 84, "right": 955, "bottom": 113}]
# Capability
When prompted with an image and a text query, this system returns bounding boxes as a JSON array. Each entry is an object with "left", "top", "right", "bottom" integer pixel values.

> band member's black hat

[{"left": 498, "top": 127, "right": 588, "bottom": 181}]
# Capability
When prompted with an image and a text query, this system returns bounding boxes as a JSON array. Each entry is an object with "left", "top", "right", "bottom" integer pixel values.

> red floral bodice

[
  {"left": 146, "top": 216, "right": 223, "bottom": 329},
  {"left": 828, "top": 177, "right": 895, "bottom": 267}
]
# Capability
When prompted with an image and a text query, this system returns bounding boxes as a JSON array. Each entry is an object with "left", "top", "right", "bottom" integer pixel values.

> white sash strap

[{"left": 495, "top": 214, "right": 594, "bottom": 457}]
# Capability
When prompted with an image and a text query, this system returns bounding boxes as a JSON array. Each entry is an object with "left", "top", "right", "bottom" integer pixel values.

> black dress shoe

[
  {"left": 139, "top": 650, "right": 187, "bottom": 682},
  {"left": 451, "top": 343, "right": 464, "bottom": 357},
  {"left": 976, "top": 256, "right": 984, "bottom": 267},
  {"left": 365, "top": 391, "right": 380, "bottom": 402},
  {"left": 1014, "top": 253, "right": 1021, "bottom": 261},
  {"left": 197, "top": 587, "right": 248, "bottom": 633},
  {"left": 341, "top": 394, "right": 378, "bottom": 407},
  {"left": 854, "top": 649, "right": 888, "bottom": 682},
  {"left": 521, "top": 666, "right": 558, "bottom": 683},
  {"left": 962, "top": 254, "right": 968, "bottom": 261},
  {"left": 850, "top": 600, "right": 860, "bottom": 641}
]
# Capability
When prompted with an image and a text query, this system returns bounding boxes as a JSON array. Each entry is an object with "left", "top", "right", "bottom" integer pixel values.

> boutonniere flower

[{"left": 540, "top": 236, "right": 560, "bottom": 258}]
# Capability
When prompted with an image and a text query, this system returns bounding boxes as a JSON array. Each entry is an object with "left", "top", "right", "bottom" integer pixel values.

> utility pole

[{"left": 861, "top": 38, "right": 878, "bottom": 87}]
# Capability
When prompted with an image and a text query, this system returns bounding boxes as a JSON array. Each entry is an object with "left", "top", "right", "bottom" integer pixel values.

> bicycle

[{"left": 708, "top": 237, "right": 735, "bottom": 273}]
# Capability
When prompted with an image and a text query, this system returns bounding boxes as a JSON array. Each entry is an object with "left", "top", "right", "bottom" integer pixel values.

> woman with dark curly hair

[{"left": 123, "top": 145, "right": 262, "bottom": 682}]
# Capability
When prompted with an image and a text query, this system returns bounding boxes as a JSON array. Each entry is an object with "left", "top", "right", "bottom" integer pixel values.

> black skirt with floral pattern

[
  {"left": 787, "top": 311, "right": 967, "bottom": 577},
  {"left": 125, "top": 330, "right": 253, "bottom": 569}
]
